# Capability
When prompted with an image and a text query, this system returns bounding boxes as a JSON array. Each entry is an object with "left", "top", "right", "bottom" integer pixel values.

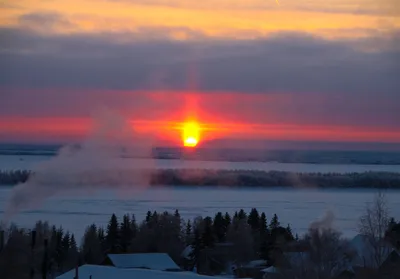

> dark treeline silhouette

[
  {"left": 1, "top": 169, "right": 400, "bottom": 188},
  {"left": 0, "top": 209, "right": 295, "bottom": 278},
  {"left": 0, "top": 170, "right": 31, "bottom": 185},
  {"left": 1, "top": 208, "right": 399, "bottom": 279}
]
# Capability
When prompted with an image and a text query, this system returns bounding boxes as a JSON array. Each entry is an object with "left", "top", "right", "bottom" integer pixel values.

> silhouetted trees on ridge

[{"left": 1, "top": 169, "right": 400, "bottom": 188}]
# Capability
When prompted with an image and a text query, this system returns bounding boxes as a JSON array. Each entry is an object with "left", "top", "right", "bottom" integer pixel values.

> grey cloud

[
  {"left": 18, "top": 11, "right": 74, "bottom": 31},
  {"left": 0, "top": 27, "right": 399, "bottom": 96}
]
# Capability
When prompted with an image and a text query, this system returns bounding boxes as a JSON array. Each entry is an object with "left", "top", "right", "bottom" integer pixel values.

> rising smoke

[
  {"left": 4, "top": 108, "right": 155, "bottom": 221},
  {"left": 309, "top": 209, "right": 335, "bottom": 233}
]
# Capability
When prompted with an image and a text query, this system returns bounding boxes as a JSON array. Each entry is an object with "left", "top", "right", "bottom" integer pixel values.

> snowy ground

[{"left": 1, "top": 187, "right": 400, "bottom": 241}]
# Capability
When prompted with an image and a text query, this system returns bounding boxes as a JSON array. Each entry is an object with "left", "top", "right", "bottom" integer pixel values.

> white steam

[
  {"left": 309, "top": 210, "right": 335, "bottom": 232},
  {"left": 4, "top": 108, "right": 154, "bottom": 221}
]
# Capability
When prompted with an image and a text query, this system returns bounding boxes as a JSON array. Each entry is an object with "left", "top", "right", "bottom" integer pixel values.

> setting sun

[{"left": 183, "top": 121, "right": 200, "bottom": 147}]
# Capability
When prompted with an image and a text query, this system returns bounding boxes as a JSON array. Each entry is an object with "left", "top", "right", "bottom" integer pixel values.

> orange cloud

[{"left": 1, "top": 0, "right": 399, "bottom": 40}]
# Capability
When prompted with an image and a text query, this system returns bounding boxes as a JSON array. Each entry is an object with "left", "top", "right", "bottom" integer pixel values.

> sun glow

[{"left": 183, "top": 121, "right": 200, "bottom": 147}]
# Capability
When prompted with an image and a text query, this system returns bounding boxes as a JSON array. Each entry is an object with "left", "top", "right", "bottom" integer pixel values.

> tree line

[
  {"left": 0, "top": 209, "right": 294, "bottom": 278},
  {"left": 0, "top": 203, "right": 399, "bottom": 279},
  {"left": 2, "top": 169, "right": 400, "bottom": 188}
]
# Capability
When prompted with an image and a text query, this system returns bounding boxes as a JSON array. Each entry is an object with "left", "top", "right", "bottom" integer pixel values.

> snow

[
  {"left": 261, "top": 266, "right": 279, "bottom": 273},
  {"left": 242, "top": 259, "right": 267, "bottom": 268},
  {"left": 2, "top": 187, "right": 400, "bottom": 240},
  {"left": 56, "top": 265, "right": 225, "bottom": 279},
  {"left": 106, "top": 253, "right": 181, "bottom": 271},
  {"left": 182, "top": 245, "right": 193, "bottom": 259}
]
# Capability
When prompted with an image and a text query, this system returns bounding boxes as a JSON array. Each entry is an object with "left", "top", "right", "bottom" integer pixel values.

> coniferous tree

[
  {"left": 106, "top": 214, "right": 120, "bottom": 253},
  {"left": 259, "top": 212, "right": 268, "bottom": 236},
  {"left": 248, "top": 208, "right": 260, "bottom": 231},
  {"left": 54, "top": 227, "right": 64, "bottom": 270},
  {"left": 82, "top": 224, "right": 103, "bottom": 264},
  {"left": 61, "top": 232, "right": 70, "bottom": 266},
  {"left": 190, "top": 228, "right": 204, "bottom": 272},
  {"left": 224, "top": 212, "right": 231, "bottom": 228},
  {"left": 120, "top": 214, "right": 132, "bottom": 253},
  {"left": 286, "top": 224, "right": 294, "bottom": 239},
  {"left": 131, "top": 214, "right": 138, "bottom": 239},
  {"left": 269, "top": 214, "right": 280, "bottom": 230},
  {"left": 97, "top": 227, "right": 106, "bottom": 252},
  {"left": 70, "top": 234, "right": 77, "bottom": 251},
  {"left": 202, "top": 217, "right": 214, "bottom": 248},
  {"left": 174, "top": 209, "right": 181, "bottom": 219},
  {"left": 213, "top": 212, "right": 226, "bottom": 242},
  {"left": 185, "top": 220, "right": 192, "bottom": 245},
  {"left": 145, "top": 211, "right": 152, "bottom": 223},
  {"left": 238, "top": 209, "right": 247, "bottom": 220}
]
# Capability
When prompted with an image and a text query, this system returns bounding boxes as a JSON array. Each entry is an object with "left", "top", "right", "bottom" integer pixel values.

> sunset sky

[{"left": 0, "top": 0, "right": 399, "bottom": 147}]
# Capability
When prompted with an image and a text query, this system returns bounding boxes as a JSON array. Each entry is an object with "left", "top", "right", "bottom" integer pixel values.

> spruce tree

[
  {"left": 213, "top": 212, "right": 226, "bottom": 242},
  {"left": 145, "top": 211, "right": 152, "bottom": 223},
  {"left": 97, "top": 227, "right": 106, "bottom": 252},
  {"left": 70, "top": 234, "right": 77, "bottom": 251},
  {"left": 202, "top": 217, "right": 214, "bottom": 248},
  {"left": 286, "top": 224, "right": 294, "bottom": 239},
  {"left": 224, "top": 212, "right": 231, "bottom": 227},
  {"left": 82, "top": 224, "right": 103, "bottom": 264},
  {"left": 269, "top": 214, "right": 280, "bottom": 230},
  {"left": 248, "top": 208, "right": 260, "bottom": 231},
  {"left": 238, "top": 209, "right": 247, "bottom": 220},
  {"left": 120, "top": 214, "right": 132, "bottom": 252},
  {"left": 131, "top": 214, "right": 138, "bottom": 239},
  {"left": 185, "top": 220, "right": 192, "bottom": 245},
  {"left": 174, "top": 209, "right": 181, "bottom": 219},
  {"left": 190, "top": 229, "right": 204, "bottom": 271},
  {"left": 106, "top": 214, "right": 120, "bottom": 253},
  {"left": 259, "top": 212, "right": 268, "bottom": 236}
]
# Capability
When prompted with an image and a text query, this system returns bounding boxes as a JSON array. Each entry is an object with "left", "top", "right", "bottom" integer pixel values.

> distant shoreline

[
  {"left": 2, "top": 144, "right": 400, "bottom": 165},
  {"left": 1, "top": 169, "right": 400, "bottom": 189}
]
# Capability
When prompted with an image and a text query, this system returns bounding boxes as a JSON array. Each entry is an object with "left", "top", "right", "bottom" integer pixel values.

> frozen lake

[
  {"left": 1, "top": 187, "right": 400, "bottom": 242},
  {"left": 2, "top": 155, "right": 400, "bottom": 173}
]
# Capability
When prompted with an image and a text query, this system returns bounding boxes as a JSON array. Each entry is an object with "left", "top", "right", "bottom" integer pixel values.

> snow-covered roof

[
  {"left": 106, "top": 253, "right": 181, "bottom": 271},
  {"left": 261, "top": 266, "right": 279, "bottom": 273},
  {"left": 242, "top": 259, "right": 267, "bottom": 268},
  {"left": 56, "top": 265, "right": 225, "bottom": 279}
]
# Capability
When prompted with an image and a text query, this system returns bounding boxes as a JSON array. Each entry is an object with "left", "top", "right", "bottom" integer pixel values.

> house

[
  {"left": 56, "top": 264, "right": 225, "bottom": 279},
  {"left": 101, "top": 253, "right": 182, "bottom": 271}
]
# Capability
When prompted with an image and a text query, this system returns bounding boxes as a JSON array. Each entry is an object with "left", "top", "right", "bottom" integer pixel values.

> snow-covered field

[
  {"left": 2, "top": 155, "right": 400, "bottom": 173},
  {"left": 1, "top": 187, "right": 400, "bottom": 241}
]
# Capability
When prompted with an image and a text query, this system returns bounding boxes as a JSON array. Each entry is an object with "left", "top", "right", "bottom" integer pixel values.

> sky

[{"left": 0, "top": 0, "right": 399, "bottom": 148}]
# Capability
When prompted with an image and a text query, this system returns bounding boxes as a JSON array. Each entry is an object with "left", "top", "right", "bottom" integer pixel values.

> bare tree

[
  {"left": 281, "top": 228, "right": 352, "bottom": 279},
  {"left": 358, "top": 191, "right": 391, "bottom": 268}
]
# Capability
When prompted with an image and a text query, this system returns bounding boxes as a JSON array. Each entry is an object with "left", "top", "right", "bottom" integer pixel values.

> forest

[
  {"left": 1, "top": 201, "right": 399, "bottom": 279},
  {"left": 1, "top": 169, "right": 400, "bottom": 188}
]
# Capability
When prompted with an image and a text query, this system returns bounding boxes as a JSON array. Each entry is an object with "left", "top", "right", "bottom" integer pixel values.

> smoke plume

[
  {"left": 309, "top": 210, "right": 335, "bottom": 232},
  {"left": 4, "top": 108, "right": 155, "bottom": 221}
]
